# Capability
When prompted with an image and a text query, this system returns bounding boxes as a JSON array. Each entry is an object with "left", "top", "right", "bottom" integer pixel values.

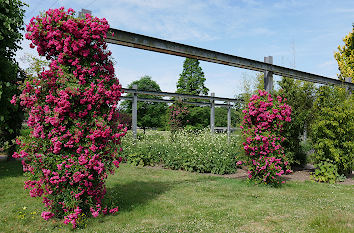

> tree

[
  {"left": 214, "top": 107, "right": 240, "bottom": 127},
  {"left": 238, "top": 72, "right": 264, "bottom": 108},
  {"left": 121, "top": 76, "right": 167, "bottom": 133},
  {"left": 177, "top": 58, "right": 209, "bottom": 95},
  {"left": 334, "top": 26, "right": 354, "bottom": 81},
  {"left": 175, "top": 58, "right": 209, "bottom": 129},
  {"left": 276, "top": 77, "right": 316, "bottom": 166},
  {"left": 0, "top": 0, "right": 26, "bottom": 155},
  {"left": 311, "top": 86, "right": 353, "bottom": 177},
  {"left": 185, "top": 106, "right": 209, "bottom": 130}
]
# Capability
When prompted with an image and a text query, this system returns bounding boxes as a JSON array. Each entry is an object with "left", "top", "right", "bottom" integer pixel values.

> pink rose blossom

[{"left": 41, "top": 211, "right": 54, "bottom": 220}]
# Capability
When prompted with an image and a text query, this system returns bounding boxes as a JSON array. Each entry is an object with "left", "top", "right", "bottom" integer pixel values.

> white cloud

[
  {"left": 318, "top": 60, "right": 336, "bottom": 69},
  {"left": 16, "top": 0, "right": 354, "bottom": 98}
]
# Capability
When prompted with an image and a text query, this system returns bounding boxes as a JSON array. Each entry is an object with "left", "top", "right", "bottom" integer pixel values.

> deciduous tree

[
  {"left": 0, "top": 0, "right": 26, "bottom": 155},
  {"left": 121, "top": 76, "right": 167, "bottom": 132},
  {"left": 334, "top": 26, "right": 354, "bottom": 81}
]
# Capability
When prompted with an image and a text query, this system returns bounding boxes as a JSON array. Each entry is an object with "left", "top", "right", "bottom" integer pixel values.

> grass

[{"left": 0, "top": 160, "right": 353, "bottom": 233}]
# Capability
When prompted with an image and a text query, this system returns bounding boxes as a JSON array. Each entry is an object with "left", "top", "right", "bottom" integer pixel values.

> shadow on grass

[
  {"left": 104, "top": 175, "right": 230, "bottom": 213},
  {"left": 0, "top": 160, "right": 23, "bottom": 180},
  {"left": 104, "top": 180, "right": 172, "bottom": 213}
]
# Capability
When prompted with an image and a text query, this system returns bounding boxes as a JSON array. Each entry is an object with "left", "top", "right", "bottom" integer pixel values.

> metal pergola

[{"left": 103, "top": 26, "right": 352, "bottom": 139}]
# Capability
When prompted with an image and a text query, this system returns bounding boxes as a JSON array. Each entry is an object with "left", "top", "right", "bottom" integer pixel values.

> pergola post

[
  {"left": 264, "top": 56, "right": 273, "bottom": 92},
  {"left": 227, "top": 101, "right": 231, "bottom": 143},
  {"left": 210, "top": 93, "right": 215, "bottom": 134},
  {"left": 132, "top": 84, "right": 138, "bottom": 139}
]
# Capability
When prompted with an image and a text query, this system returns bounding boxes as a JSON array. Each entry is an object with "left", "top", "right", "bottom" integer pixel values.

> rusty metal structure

[
  {"left": 96, "top": 21, "right": 354, "bottom": 139},
  {"left": 106, "top": 28, "right": 354, "bottom": 90},
  {"left": 120, "top": 87, "right": 240, "bottom": 140}
]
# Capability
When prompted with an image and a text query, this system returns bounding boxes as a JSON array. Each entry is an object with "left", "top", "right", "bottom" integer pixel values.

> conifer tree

[{"left": 177, "top": 58, "right": 209, "bottom": 95}]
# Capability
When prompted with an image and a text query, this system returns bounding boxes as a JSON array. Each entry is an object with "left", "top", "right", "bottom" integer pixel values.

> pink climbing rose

[{"left": 12, "top": 7, "right": 126, "bottom": 228}]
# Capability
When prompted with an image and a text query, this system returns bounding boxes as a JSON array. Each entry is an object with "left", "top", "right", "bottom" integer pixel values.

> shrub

[
  {"left": 311, "top": 86, "right": 353, "bottom": 176},
  {"left": 121, "top": 131, "right": 166, "bottom": 165},
  {"left": 311, "top": 160, "right": 339, "bottom": 184},
  {"left": 116, "top": 111, "right": 132, "bottom": 130},
  {"left": 277, "top": 77, "right": 316, "bottom": 166},
  {"left": 168, "top": 101, "right": 189, "bottom": 132},
  {"left": 126, "top": 153, "right": 154, "bottom": 167},
  {"left": 12, "top": 8, "right": 125, "bottom": 228},
  {"left": 121, "top": 129, "right": 238, "bottom": 175},
  {"left": 241, "top": 90, "right": 292, "bottom": 185},
  {"left": 163, "top": 129, "right": 238, "bottom": 174}
]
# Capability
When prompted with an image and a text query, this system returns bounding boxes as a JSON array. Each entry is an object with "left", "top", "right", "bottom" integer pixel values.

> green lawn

[{"left": 0, "top": 161, "right": 353, "bottom": 233}]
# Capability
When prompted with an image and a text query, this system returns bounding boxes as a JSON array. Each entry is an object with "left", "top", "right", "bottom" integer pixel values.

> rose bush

[
  {"left": 241, "top": 90, "right": 292, "bottom": 185},
  {"left": 168, "top": 101, "right": 189, "bottom": 132},
  {"left": 12, "top": 7, "right": 126, "bottom": 228}
]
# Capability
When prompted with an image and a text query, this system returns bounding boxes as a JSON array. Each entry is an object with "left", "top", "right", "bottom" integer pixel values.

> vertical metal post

[
  {"left": 264, "top": 56, "right": 273, "bottom": 92},
  {"left": 227, "top": 101, "right": 231, "bottom": 143},
  {"left": 345, "top": 77, "right": 352, "bottom": 95},
  {"left": 78, "top": 9, "right": 92, "bottom": 19},
  {"left": 132, "top": 84, "right": 138, "bottom": 139},
  {"left": 210, "top": 93, "right": 215, "bottom": 134}
]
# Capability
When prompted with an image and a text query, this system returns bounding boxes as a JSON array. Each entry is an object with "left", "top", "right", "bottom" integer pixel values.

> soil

[
  {"left": 210, "top": 165, "right": 354, "bottom": 185},
  {"left": 146, "top": 164, "right": 354, "bottom": 185}
]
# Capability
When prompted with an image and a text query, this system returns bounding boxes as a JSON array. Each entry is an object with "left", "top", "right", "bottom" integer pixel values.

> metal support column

[
  {"left": 227, "top": 101, "right": 231, "bottom": 143},
  {"left": 264, "top": 56, "right": 273, "bottom": 92},
  {"left": 132, "top": 84, "right": 138, "bottom": 139},
  {"left": 210, "top": 93, "right": 215, "bottom": 134}
]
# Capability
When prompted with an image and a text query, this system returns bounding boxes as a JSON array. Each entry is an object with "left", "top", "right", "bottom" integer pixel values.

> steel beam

[
  {"left": 120, "top": 96, "right": 235, "bottom": 107},
  {"left": 107, "top": 28, "right": 354, "bottom": 89},
  {"left": 121, "top": 88, "right": 240, "bottom": 102}
]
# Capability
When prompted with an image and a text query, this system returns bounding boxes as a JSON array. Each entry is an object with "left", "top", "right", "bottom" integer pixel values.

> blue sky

[{"left": 17, "top": 0, "right": 354, "bottom": 98}]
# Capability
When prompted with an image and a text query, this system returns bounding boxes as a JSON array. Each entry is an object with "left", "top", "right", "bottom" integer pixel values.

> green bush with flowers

[
  {"left": 240, "top": 90, "right": 292, "bottom": 185},
  {"left": 12, "top": 8, "right": 126, "bottom": 228}
]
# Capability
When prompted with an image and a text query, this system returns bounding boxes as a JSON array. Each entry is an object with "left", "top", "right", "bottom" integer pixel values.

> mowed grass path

[{"left": 0, "top": 161, "right": 353, "bottom": 233}]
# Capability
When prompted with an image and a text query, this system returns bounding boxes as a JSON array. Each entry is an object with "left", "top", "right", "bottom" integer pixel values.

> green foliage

[
  {"left": 239, "top": 73, "right": 264, "bottom": 103},
  {"left": 169, "top": 103, "right": 241, "bottom": 132},
  {"left": 277, "top": 77, "right": 316, "bottom": 166},
  {"left": 0, "top": 0, "right": 26, "bottom": 58},
  {"left": 175, "top": 58, "right": 210, "bottom": 130},
  {"left": 311, "top": 160, "right": 339, "bottom": 184},
  {"left": 121, "top": 129, "right": 239, "bottom": 175},
  {"left": 334, "top": 27, "right": 354, "bottom": 80},
  {"left": 162, "top": 129, "right": 238, "bottom": 174},
  {"left": 176, "top": 58, "right": 209, "bottom": 95},
  {"left": 168, "top": 100, "right": 189, "bottom": 132},
  {"left": 0, "top": 0, "right": 26, "bottom": 153},
  {"left": 311, "top": 86, "right": 353, "bottom": 175},
  {"left": 126, "top": 153, "right": 153, "bottom": 167},
  {"left": 121, "top": 76, "right": 167, "bottom": 130},
  {"left": 185, "top": 106, "right": 209, "bottom": 130},
  {"left": 214, "top": 107, "right": 240, "bottom": 127},
  {"left": 21, "top": 53, "right": 50, "bottom": 77}
]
